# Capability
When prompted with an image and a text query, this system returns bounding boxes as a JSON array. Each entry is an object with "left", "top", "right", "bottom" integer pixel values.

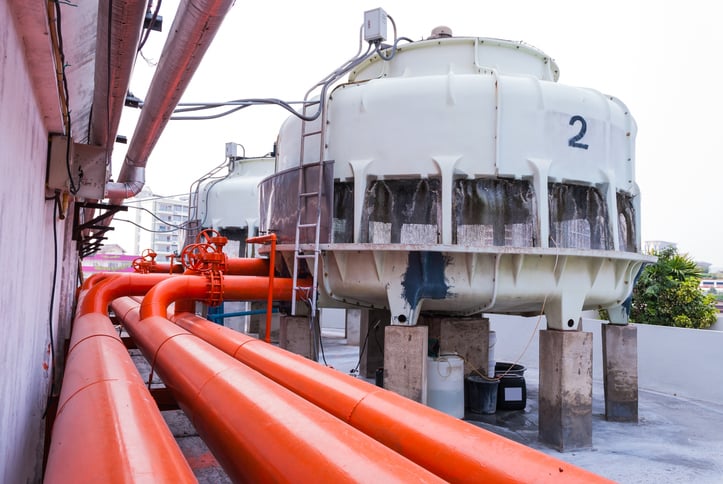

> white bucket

[
  {"left": 488, "top": 330, "right": 497, "bottom": 378},
  {"left": 427, "top": 354, "right": 464, "bottom": 418}
]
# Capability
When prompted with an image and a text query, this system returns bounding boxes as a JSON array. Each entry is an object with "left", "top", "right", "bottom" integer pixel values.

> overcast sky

[{"left": 114, "top": 0, "right": 723, "bottom": 268}]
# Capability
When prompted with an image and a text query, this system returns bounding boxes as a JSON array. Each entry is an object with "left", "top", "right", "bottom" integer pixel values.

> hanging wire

[
  {"left": 52, "top": 0, "right": 82, "bottom": 194},
  {"left": 137, "top": 0, "right": 163, "bottom": 52}
]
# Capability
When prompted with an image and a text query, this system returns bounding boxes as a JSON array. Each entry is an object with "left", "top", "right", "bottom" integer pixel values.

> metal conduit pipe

[
  {"left": 170, "top": 311, "right": 613, "bottom": 484},
  {"left": 138, "top": 275, "right": 302, "bottom": 320},
  {"left": 106, "top": 0, "right": 236, "bottom": 200},
  {"left": 44, "top": 312, "right": 195, "bottom": 482},
  {"left": 110, "top": 299, "right": 444, "bottom": 483}
]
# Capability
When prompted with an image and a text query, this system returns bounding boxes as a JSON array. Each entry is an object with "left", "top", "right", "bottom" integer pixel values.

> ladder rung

[
  {"left": 302, "top": 129, "right": 322, "bottom": 137},
  {"left": 296, "top": 253, "right": 317, "bottom": 259},
  {"left": 298, "top": 223, "right": 317, "bottom": 229},
  {"left": 299, "top": 191, "right": 319, "bottom": 197}
]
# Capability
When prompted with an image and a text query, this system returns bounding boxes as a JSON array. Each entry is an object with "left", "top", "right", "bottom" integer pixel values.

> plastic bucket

[
  {"left": 494, "top": 362, "right": 527, "bottom": 411},
  {"left": 427, "top": 355, "right": 464, "bottom": 418},
  {"left": 494, "top": 362, "right": 526, "bottom": 377},
  {"left": 465, "top": 375, "right": 498, "bottom": 414}
]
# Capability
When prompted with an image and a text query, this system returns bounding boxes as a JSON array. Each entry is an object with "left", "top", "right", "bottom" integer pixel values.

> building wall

[{"left": 0, "top": 5, "right": 77, "bottom": 482}]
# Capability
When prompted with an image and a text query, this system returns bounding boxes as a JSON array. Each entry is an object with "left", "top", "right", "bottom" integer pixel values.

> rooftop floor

[{"left": 152, "top": 332, "right": 723, "bottom": 483}]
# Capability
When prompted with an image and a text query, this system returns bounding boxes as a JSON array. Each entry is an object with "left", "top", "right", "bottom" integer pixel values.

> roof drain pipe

[{"left": 105, "top": 0, "right": 235, "bottom": 201}]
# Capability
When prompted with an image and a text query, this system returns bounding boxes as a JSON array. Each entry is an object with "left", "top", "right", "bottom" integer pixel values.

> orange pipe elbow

[
  {"left": 170, "top": 312, "right": 613, "bottom": 484},
  {"left": 77, "top": 272, "right": 173, "bottom": 316},
  {"left": 139, "top": 275, "right": 300, "bottom": 320},
  {"left": 116, "top": 308, "right": 444, "bottom": 483}
]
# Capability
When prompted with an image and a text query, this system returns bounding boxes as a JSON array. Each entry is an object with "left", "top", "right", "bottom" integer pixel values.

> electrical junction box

[
  {"left": 46, "top": 134, "right": 107, "bottom": 199},
  {"left": 364, "top": 8, "right": 387, "bottom": 42}
]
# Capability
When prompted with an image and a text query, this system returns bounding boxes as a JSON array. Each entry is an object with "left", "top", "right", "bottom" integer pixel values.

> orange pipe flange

[
  {"left": 170, "top": 312, "right": 613, "bottom": 484},
  {"left": 139, "top": 274, "right": 303, "bottom": 320},
  {"left": 111, "top": 301, "right": 444, "bottom": 483},
  {"left": 44, "top": 312, "right": 194, "bottom": 483}
]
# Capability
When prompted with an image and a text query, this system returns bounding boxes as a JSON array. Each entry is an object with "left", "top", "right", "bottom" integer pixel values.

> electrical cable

[
  {"left": 137, "top": 0, "right": 163, "bottom": 52},
  {"left": 114, "top": 217, "right": 183, "bottom": 233},
  {"left": 52, "top": 0, "right": 82, "bottom": 194},
  {"left": 352, "top": 319, "right": 382, "bottom": 375},
  {"left": 43, "top": 193, "right": 61, "bottom": 418}
]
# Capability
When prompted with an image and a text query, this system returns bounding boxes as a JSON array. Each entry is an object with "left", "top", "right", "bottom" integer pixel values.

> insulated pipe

[
  {"left": 44, "top": 312, "right": 195, "bottom": 483},
  {"left": 171, "top": 311, "right": 613, "bottom": 484},
  {"left": 106, "top": 0, "right": 236, "bottom": 200},
  {"left": 112, "top": 302, "right": 444, "bottom": 483},
  {"left": 77, "top": 272, "right": 173, "bottom": 316},
  {"left": 139, "top": 275, "right": 300, "bottom": 320}
]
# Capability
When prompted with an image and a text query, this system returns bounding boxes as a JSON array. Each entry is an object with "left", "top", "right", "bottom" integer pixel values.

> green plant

[{"left": 629, "top": 247, "right": 718, "bottom": 329}]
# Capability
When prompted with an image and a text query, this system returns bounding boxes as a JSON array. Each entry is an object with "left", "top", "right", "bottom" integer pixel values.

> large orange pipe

[
  {"left": 44, "top": 311, "right": 195, "bottom": 483},
  {"left": 139, "top": 274, "right": 302, "bottom": 320},
  {"left": 111, "top": 298, "right": 443, "bottom": 483},
  {"left": 170, "top": 311, "right": 612, "bottom": 483}
]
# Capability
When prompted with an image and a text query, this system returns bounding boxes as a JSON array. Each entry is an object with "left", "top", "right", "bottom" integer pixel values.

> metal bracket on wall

[{"left": 72, "top": 201, "right": 128, "bottom": 257}]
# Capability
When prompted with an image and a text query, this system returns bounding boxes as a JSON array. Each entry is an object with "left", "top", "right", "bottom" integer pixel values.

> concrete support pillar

[
  {"left": 383, "top": 325, "right": 429, "bottom": 403},
  {"left": 345, "top": 309, "right": 362, "bottom": 346},
  {"left": 420, "top": 316, "right": 490, "bottom": 376},
  {"left": 539, "top": 329, "right": 593, "bottom": 451},
  {"left": 602, "top": 323, "right": 638, "bottom": 422},
  {"left": 441, "top": 318, "right": 490, "bottom": 376},
  {"left": 279, "top": 315, "right": 315, "bottom": 360},
  {"left": 359, "top": 309, "right": 390, "bottom": 378}
]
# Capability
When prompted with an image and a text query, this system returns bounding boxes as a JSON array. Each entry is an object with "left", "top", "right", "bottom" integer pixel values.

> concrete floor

[{"left": 135, "top": 334, "right": 723, "bottom": 483}]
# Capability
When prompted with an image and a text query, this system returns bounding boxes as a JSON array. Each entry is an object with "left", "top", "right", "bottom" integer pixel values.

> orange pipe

[
  {"left": 139, "top": 274, "right": 302, "bottom": 320},
  {"left": 225, "top": 257, "right": 270, "bottom": 276},
  {"left": 77, "top": 272, "right": 173, "bottom": 316},
  {"left": 246, "top": 234, "right": 276, "bottom": 342},
  {"left": 44, "top": 311, "right": 194, "bottom": 483},
  {"left": 149, "top": 262, "right": 184, "bottom": 273},
  {"left": 147, "top": 258, "right": 269, "bottom": 275},
  {"left": 111, "top": 299, "right": 444, "bottom": 483},
  {"left": 170, "top": 311, "right": 613, "bottom": 483}
]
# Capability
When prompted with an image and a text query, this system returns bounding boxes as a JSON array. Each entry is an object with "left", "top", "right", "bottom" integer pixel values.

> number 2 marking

[{"left": 568, "top": 115, "right": 589, "bottom": 150}]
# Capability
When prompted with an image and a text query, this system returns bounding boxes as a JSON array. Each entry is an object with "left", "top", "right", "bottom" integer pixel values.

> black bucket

[
  {"left": 494, "top": 362, "right": 526, "bottom": 411},
  {"left": 494, "top": 362, "right": 526, "bottom": 377},
  {"left": 465, "top": 375, "right": 499, "bottom": 415}
]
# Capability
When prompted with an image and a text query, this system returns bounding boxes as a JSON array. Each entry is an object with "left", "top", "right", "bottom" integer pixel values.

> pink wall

[{"left": 0, "top": 4, "right": 79, "bottom": 482}]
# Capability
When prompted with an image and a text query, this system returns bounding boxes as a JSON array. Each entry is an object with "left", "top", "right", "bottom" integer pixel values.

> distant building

[
  {"left": 644, "top": 240, "right": 677, "bottom": 254},
  {"left": 108, "top": 186, "right": 189, "bottom": 260},
  {"left": 81, "top": 244, "right": 135, "bottom": 276}
]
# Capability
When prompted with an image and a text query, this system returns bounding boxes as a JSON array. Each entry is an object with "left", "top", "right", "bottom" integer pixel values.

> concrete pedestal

[
  {"left": 279, "top": 315, "right": 315, "bottom": 360},
  {"left": 602, "top": 323, "right": 638, "bottom": 422},
  {"left": 383, "top": 325, "right": 428, "bottom": 403},
  {"left": 359, "top": 309, "right": 390, "bottom": 378},
  {"left": 539, "top": 329, "right": 593, "bottom": 451},
  {"left": 420, "top": 316, "right": 490, "bottom": 376},
  {"left": 345, "top": 309, "right": 362, "bottom": 346}
]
